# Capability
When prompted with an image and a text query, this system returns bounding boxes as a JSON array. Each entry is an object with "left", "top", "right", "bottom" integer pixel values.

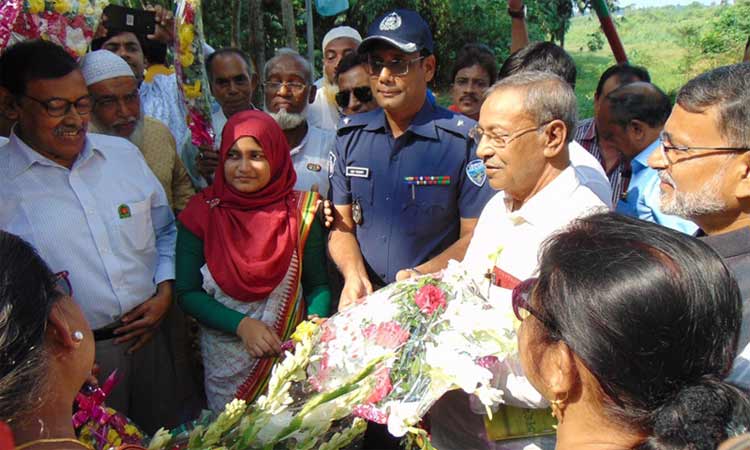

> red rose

[
  {"left": 365, "top": 367, "right": 393, "bottom": 404},
  {"left": 414, "top": 284, "right": 446, "bottom": 315}
]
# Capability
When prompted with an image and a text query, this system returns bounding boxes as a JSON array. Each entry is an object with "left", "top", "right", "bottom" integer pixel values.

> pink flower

[
  {"left": 319, "top": 323, "right": 336, "bottom": 343},
  {"left": 366, "top": 367, "right": 393, "bottom": 404},
  {"left": 414, "top": 284, "right": 447, "bottom": 315},
  {"left": 352, "top": 404, "right": 388, "bottom": 424},
  {"left": 475, "top": 355, "right": 499, "bottom": 369},
  {"left": 363, "top": 321, "right": 410, "bottom": 349}
]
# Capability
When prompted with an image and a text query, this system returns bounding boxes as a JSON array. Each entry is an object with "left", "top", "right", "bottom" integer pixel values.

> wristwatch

[{"left": 508, "top": 5, "right": 526, "bottom": 19}]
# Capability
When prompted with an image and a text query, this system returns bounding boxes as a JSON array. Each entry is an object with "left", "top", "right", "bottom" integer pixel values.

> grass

[{"left": 566, "top": 4, "right": 723, "bottom": 118}]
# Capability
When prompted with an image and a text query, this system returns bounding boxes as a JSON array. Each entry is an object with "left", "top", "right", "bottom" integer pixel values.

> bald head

[{"left": 264, "top": 48, "right": 313, "bottom": 84}]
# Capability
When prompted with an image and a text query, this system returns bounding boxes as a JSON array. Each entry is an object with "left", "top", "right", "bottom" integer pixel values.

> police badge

[
  {"left": 466, "top": 159, "right": 487, "bottom": 187},
  {"left": 379, "top": 12, "right": 402, "bottom": 31},
  {"left": 352, "top": 199, "right": 363, "bottom": 225}
]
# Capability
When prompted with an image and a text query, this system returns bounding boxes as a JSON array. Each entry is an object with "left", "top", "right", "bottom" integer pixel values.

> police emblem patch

[
  {"left": 466, "top": 159, "right": 487, "bottom": 187},
  {"left": 379, "top": 12, "right": 402, "bottom": 31},
  {"left": 328, "top": 151, "right": 336, "bottom": 179}
]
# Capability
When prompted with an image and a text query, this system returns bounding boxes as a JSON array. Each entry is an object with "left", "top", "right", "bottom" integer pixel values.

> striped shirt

[
  {"left": 574, "top": 118, "right": 628, "bottom": 205},
  {"left": 0, "top": 132, "right": 176, "bottom": 329}
]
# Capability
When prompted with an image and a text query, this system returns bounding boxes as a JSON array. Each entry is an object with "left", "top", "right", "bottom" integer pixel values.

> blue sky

[{"left": 623, "top": 0, "right": 716, "bottom": 7}]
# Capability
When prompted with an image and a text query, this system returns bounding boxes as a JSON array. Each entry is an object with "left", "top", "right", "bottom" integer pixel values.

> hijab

[{"left": 179, "top": 110, "right": 298, "bottom": 302}]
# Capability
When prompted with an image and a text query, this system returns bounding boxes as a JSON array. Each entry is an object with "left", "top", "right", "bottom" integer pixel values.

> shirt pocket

[
  {"left": 403, "top": 186, "right": 451, "bottom": 236},
  {"left": 115, "top": 199, "right": 155, "bottom": 251}
]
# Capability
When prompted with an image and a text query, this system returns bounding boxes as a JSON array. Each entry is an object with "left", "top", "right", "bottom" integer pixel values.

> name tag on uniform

[{"left": 345, "top": 166, "right": 370, "bottom": 178}]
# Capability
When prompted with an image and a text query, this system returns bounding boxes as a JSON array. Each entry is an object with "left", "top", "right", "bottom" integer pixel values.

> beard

[
  {"left": 322, "top": 77, "right": 339, "bottom": 107},
  {"left": 90, "top": 112, "right": 145, "bottom": 148},
  {"left": 658, "top": 166, "right": 729, "bottom": 218},
  {"left": 265, "top": 106, "right": 307, "bottom": 130}
]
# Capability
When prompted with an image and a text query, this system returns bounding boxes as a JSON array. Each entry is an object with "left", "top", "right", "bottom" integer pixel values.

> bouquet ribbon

[{"left": 72, "top": 370, "right": 121, "bottom": 428}]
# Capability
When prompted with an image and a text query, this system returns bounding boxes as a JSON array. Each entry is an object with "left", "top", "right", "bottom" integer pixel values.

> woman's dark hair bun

[{"left": 648, "top": 379, "right": 746, "bottom": 450}]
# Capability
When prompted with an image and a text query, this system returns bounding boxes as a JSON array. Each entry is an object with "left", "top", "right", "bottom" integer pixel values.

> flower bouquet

[
  {"left": 0, "top": 0, "right": 108, "bottom": 57},
  {"left": 173, "top": 0, "right": 214, "bottom": 148},
  {"left": 148, "top": 261, "right": 519, "bottom": 450},
  {"left": 74, "top": 371, "right": 147, "bottom": 450}
]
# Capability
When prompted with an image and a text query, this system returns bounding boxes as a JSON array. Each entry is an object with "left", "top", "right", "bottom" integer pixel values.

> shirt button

[
  {"left": 380, "top": 273, "right": 387, "bottom": 279},
  {"left": 101, "top": 247, "right": 110, "bottom": 254},
  {"left": 385, "top": 196, "right": 390, "bottom": 201}
]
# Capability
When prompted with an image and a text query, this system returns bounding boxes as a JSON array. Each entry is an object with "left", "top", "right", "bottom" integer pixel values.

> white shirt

[
  {"left": 212, "top": 108, "right": 228, "bottom": 149},
  {"left": 430, "top": 164, "right": 607, "bottom": 450},
  {"left": 291, "top": 125, "right": 335, "bottom": 197},
  {"left": 569, "top": 140, "right": 612, "bottom": 208},
  {"left": 0, "top": 136, "right": 8, "bottom": 146},
  {"left": 308, "top": 77, "right": 340, "bottom": 131},
  {"left": 0, "top": 132, "right": 176, "bottom": 329}
]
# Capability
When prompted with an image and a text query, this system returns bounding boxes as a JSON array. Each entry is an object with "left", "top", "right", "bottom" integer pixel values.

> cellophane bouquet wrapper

[
  {"left": 0, "top": 0, "right": 108, "bottom": 57},
  {"left": 173, "top": 0, "right": 214, "bottom": 148},
  {"left": 148, "top": 261, "right": 519, "bottom": 450}
]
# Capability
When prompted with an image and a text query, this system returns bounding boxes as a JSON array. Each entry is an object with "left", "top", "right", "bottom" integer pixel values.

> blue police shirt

[{"left": 330, "top": 99, "right": 494, "bottom": 285}]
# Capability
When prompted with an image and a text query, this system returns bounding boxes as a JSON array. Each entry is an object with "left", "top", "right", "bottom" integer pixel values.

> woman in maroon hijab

[{"left": 176, "top": 111, "right": 331, "bottom": 412}]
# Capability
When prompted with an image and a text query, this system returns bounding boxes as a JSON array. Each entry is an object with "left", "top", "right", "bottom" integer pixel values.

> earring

[
  {"left": 72, "top": 331, "right": 84, "bottom": 342},
  {"left": 550, "top": 391, "right": 569, "bottom": 423}
]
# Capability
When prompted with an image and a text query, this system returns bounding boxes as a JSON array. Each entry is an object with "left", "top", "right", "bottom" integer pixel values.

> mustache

[
  {"left": 113, "top": 118, "right": 137, "bottom": 127},
  {"left": 658, "top": 170, "right": 676, "bottom": 188},
  {"left": 460, "top": 94, "right": 480, "bottom": 103}
]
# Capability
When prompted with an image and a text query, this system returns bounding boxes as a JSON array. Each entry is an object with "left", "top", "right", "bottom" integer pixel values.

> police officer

[{"left": 328, "top": 9, "right": 494, "bottom": 312}]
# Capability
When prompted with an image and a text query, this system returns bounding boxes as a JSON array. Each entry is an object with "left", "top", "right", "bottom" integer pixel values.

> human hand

[
  {"left": 322, "top": 200, "right": 334, "bottom": 229},
  {"left": 395, "top": 268, "right": 421, "bottom": 282},
  {"left": 114, "top": 284, "right": 173, "bottom": 354},
  {"left": 338, "top": 273, "right": 372, "bottom": 311},
  {"left": 236, "top": 318, "right": 282, "bottom": 358},
  {"left": 196, "top": 147, "right": 219, "bottom": 181},
  {"left": 145, "top": 4, "right": 175, "bottom": 44}
]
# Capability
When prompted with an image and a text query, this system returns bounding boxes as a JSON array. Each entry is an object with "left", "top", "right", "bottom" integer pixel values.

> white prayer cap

[
  {"left": 322, "top": 26, "right": 362, "bottom": 52},
  {"left": 80, "top": 50, "right": 135, "bottom": 86}
]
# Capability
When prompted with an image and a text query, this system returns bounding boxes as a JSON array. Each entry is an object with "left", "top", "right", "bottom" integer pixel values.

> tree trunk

[
  {"left": 281, "top": 0, "right": 298, "bottom": 50},
  {"left": 230, "top": 0, "right": 241, "bottom": 48},
  {"left": 248, "top": 0, "right": 265, "bottom": 105}
]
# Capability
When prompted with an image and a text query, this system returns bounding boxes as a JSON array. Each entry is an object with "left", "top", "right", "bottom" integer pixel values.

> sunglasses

[
  {"left": 511, "top": 277, "right": 558, "bottom": 333},
  {"left": 335, "top": 86, "right": 373, "bottom": 109}
]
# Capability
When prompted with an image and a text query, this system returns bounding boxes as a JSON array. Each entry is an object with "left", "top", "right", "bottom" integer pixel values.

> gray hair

[
  {"left": 263, "top": 48, "right": 314, "bottom": 84},
  {"left": 485, "top": 70, "right": 577, "bottom": 143},
  {"left": 676, "top": 63, "right": 750, "bottom": 148}
]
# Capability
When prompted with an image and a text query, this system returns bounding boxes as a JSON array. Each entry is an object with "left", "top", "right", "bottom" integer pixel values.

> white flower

[
  {"left": 255, "top": 409, "right": 294, "bottom": 443},
  {"left": 386, "top": 401, "right": 422, "bottom": 437},
  {"left": 147, "top": 427, "right": 172, "bottom": 450},
  {"left": 65, "top": 26, "right": 88, "bottom": 57}
]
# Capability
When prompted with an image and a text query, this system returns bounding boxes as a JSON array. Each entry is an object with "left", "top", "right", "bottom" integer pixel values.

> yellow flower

[
  {"left": 178, "top": 24, "right": 195, "bottom": 51},
  {"left": 28, "top": 0, "right": 45, "bottom": 14},
  {"left": 183, "top": 80, "right": 201, "bottom": 99},
  {"left": 53, "top": 0, "right": 72, "bottom": 14},
  {"left": 106, "top": 428, "right": 123, "bottom": 446},
  {"left": 179, "top": 51, "right": 195, "bottom": 68},
  {"left": 291, "top": 320, "right": 318, "bottom": 343}
]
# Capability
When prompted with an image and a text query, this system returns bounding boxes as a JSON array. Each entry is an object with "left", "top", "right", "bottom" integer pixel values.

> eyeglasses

[
  {"left": 22, "top": 94, "right": 93, "bottom": 117},
  {"left": 659, "top": 130, "right": 750, "bottom": 166},
  {"left": 511, "top": 277, "right": 558, "bottom": 333},
  {"left": 366, "top": 55, "right": 426, "bottom": 77},
  {"left": 335, "top": 86, "right": 373, "bottom": 109},
  {"left": 263, "top": 81, "right": 307, "bottom": 95},
  {"left": 54, "top": 270, "right": 73, "bottom": 298},
  {"left": 469, "top": 121, "right": 551, "bottom": 148},
  {"left": 93, "top": 91, "right": 140, "bottom": 111}
]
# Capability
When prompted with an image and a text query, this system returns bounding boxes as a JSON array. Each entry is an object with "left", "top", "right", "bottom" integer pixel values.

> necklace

[{"left": 15, "top": 437, "right": 93, "bottom": 450}]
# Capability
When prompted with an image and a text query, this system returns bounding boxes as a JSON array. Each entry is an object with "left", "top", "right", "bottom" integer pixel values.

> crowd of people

[{"left": 0, "top": 1, "right": 750, "bottom": 449}]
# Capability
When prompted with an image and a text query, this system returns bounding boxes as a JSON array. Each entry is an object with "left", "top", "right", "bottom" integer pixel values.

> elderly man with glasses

[
  {"left": 648, "top": 63, "right": 750, "bottom": 390},
  {"left": 262, "top": 48, "right": 335, "bottom": 197},
  {"left": 0, "top": 40, "right": 180, "bottom": 433},
  {"left": 430, "top": 70, "right": 608, "bottom": 450}
]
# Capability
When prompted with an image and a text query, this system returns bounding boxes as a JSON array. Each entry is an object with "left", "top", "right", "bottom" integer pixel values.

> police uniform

[{"left": 330, "top": 98, "right": 494, "bottom": 286}]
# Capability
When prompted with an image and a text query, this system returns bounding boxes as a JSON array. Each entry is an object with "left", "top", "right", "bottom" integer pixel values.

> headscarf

[{"left": 179, "top": 110, "right": 298, "bottom": 302}]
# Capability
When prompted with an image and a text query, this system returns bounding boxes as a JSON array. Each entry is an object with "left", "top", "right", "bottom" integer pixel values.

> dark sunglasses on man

[{"left": 335, "top": 86, "right": 373, "bottom": 109}]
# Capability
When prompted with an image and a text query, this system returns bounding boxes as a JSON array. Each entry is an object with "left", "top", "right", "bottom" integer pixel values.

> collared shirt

[
  {"left": 0, "top": 136, "right": 7, "bottom": 146},
  {"left": 308, "top": 78, "right": 340, "bottom": 131},
  {"left": 616, "top": 139, "right": 698, "bottom": 234},
  {"left": 700, "top": 227, "right": 750, "bottom": 390},
  {"left": 0, "top": 132, "right": 176, "bottom": 329},
  {"left": 291, "top": 124, "right": 335, "bottom": 198},
  {"left": 140, "top": 74, "right": 205, "bottom": 188},
  {"left": 430, "top": 164, "right": 607, "bottom": 450},
  {"left": 331, "top": 99, "right": 494, "bottom": 284},
  {"left": 574, "top": 118, "right": 627, "bottom": 205},
  {"left": 569, "top": 140, "right": 613, "bottom": 208},
  {"left": 212, "top": 108, "right": 228, "bottom": 149}
]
